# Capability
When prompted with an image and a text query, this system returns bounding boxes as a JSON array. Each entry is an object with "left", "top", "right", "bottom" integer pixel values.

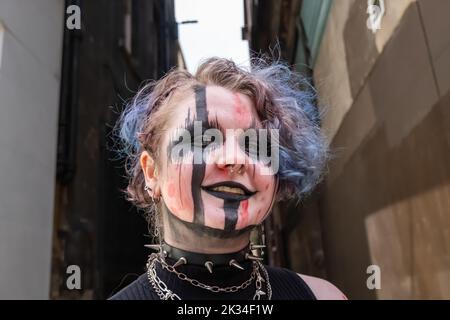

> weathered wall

[
  {"left": 314, "top": 0, "right": 450, "bottom": 299},
  {"left": 50, "top": 0, "right": 178, "bottom": 299},
  {"left": 0, "top": 0, "right": 64, "bottom": 299}
]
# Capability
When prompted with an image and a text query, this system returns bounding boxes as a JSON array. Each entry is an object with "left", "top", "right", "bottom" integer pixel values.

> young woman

[{"left": 110, "top": 57, "right": 346, "bottom": 300}]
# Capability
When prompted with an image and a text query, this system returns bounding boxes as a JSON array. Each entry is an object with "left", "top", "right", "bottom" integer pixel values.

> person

[{"left": 110, "top": 57, "right": 346, "bottom": 300}]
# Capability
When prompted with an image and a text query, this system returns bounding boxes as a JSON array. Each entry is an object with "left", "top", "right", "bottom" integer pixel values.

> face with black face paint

[{"left": 141, "top": 85, "right": 277, "bottom": 250}]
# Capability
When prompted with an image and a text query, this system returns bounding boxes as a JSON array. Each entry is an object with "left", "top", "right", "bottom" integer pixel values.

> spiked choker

[{"left": 145, "top": 242, "right": 265, "bottom": 273}]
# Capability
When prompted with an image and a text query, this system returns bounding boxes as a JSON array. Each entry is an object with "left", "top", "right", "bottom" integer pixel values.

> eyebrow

[
  {"left": 176, "top": 114, "right": 222, "bottom": 136},
  {"left": 184, "top": 119, "right": 260, "bottom": 137},
  {"left": 173, "top": 105, "right": 262, "bottom": 141}
]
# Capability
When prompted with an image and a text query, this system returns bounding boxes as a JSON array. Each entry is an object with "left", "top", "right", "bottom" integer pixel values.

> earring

[
  {"left": 145, "top": 185, "right": 160, "bottom": 204},
  {"left": 152, "top": 194, "right": 161, "bottom": 204},
  {"left": 245, "top": 224, "right": 266, "bottom": 261},
  {"left": 251, "top": 224, "right": 266, "bottom": 257}
]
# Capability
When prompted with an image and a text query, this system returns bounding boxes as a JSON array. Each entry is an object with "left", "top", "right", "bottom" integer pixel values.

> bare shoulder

[{"left": 297, "top": 273, "right": 348, "bottom": 300}]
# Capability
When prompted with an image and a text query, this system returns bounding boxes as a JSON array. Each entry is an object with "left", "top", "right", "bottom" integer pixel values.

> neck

[{"left": 161, "top": 204, "right": 253, "bottom": 254}]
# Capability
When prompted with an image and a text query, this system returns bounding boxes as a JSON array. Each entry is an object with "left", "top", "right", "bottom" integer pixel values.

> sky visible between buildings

[{"left": 175, "top": 0, "right": 250, "bottom": 73}]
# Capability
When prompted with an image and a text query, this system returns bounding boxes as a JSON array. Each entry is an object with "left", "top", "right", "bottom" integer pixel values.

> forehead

[{"left": 169, "top": 85, "right": 261, "bottom": 130}]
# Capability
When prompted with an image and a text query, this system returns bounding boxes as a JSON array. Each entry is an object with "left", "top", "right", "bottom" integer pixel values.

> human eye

[
  {"left": 192, "top": 134, "right": 213, "bottom": 149},
  {"left": 199, "top": 128, "right": 223, "bottom": 150},
  {"left": 238, "top": 130, "right": 258, "bottom": 158},
  {"left": 239, "top": 130, "right": 272, "bottom": 160},
  {"left": 244, "top": 136, "right": 258, "bottom": 155}
]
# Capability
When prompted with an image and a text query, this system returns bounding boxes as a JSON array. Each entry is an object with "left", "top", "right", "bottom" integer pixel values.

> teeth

[{"left": 211, "top": 186, "right": 245, "bottom": 195}]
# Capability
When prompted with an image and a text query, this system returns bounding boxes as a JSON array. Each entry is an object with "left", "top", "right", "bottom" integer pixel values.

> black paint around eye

[
  {"left": 192, "top": 134, "right": 215, "bottom": 149},
  {"left": 239, "top": 132, "right": 272, "bottom": 160}
]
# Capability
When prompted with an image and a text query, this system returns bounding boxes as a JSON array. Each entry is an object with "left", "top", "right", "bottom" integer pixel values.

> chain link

[
  {"left": 255, "top": 260, "right": 272, "bottom": 300},
  {"left": 146, "top": 253, "right": 272, "bottom": 300},
  {"left": 158, "top": 255, "right": 257, "bottom": 293},
  {"left": 147, "top": 257, "right": 181, "bottom": 300}
]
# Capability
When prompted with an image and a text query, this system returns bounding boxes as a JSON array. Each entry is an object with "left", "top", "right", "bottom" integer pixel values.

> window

[{"left": 297, "top": 0, "right": 332, "bottom": 67}]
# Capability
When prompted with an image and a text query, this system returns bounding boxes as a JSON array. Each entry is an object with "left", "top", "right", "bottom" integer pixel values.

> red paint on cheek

[
  {"left": 265, "top": 184, "right": 269, "bottom": 190},
  {"left": 233, "top": 94, "right": 251, "bottom": 126},
  {"left": 177, "top": 164, "right": 195, "bottom": 216},
  {"left": 240, "top": 200, "right": 249, "bottom": 225},
  {"left": 168, "top": 183, "right": 176, "bottom": 198},
  {"left": 178, "top": 165, "right": 183, "bottom": 207}
]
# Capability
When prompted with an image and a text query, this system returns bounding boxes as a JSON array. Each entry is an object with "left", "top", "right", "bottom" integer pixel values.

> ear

[{"left": 140, "top": 150, "right": 161, "bottom": 197}]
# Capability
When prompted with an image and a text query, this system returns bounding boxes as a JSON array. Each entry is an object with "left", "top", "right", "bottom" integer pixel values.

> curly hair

[{"left": 114, "top": 56, "right": 329, "bottom": 213}]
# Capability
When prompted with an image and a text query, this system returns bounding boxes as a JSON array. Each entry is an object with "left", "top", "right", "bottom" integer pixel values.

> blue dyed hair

[{"left": 114, "top": 56, "right": 329, "bottom": 210}]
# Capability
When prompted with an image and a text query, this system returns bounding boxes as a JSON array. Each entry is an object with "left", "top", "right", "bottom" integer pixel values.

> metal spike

[
  {"left": 229, "top": 259, "right": 244, "bottom": 270},
  {"left": 144, "top": 244, "right": 161, "bottom": 251},
  {"left": 250, "top": 244, "right": 266, "bottom": 250},
  {"left": 173, "top": 257, "right": 187, "bottom": 268},
  {"left": 204, "top": 261, "right": 214, "bottom": 273},
  {"left": 245, "top": 253, "right": 264, "bottom": 261}
]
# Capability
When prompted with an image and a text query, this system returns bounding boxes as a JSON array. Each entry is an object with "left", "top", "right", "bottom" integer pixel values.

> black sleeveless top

[{"left": 109, "top": 258, "right": 316, "bottom": 300}]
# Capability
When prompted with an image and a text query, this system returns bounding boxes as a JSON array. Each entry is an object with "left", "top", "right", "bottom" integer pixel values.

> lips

[{"left": 201, "top": 181, "right": 257, "bottom": 201}]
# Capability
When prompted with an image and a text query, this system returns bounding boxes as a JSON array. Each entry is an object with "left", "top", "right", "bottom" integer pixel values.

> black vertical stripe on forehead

[
  {"left": 194, "top": 85, "right": 208, "bottom": 121},
  {"left": 191, "top": 85, "right": 208, "bottom": 225}
]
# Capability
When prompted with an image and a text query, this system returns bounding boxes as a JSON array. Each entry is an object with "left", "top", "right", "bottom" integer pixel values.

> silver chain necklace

[{"left": 146, "top": 253, "right": 272, "bottom": 300}]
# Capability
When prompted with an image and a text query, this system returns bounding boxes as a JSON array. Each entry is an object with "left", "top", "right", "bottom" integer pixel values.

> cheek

[
  {"left": 232, "top": 93, "right": 252, "bottom": 128},
  {"left": 235, "top": 171, "right": 276, "bottom": 229},
  {"left": 162, "top": 162, "right": 194, "bottom": 220},
  {"left": 250, "top": 172, "right": 276, "bottom": 223}
]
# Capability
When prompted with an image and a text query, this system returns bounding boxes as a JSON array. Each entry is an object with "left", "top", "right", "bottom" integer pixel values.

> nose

[{"left": 215, "top": 135, "right": 248, "bottom": 175}]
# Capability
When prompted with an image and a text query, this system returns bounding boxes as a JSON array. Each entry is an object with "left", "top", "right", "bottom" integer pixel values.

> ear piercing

[{"left": 144, "top": 185, "right": 160, "bottom": 204}]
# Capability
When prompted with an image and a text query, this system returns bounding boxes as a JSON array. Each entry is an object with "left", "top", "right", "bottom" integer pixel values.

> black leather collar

[{"left": 161, "top": 242, "right": 249, "bottom": 266}]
